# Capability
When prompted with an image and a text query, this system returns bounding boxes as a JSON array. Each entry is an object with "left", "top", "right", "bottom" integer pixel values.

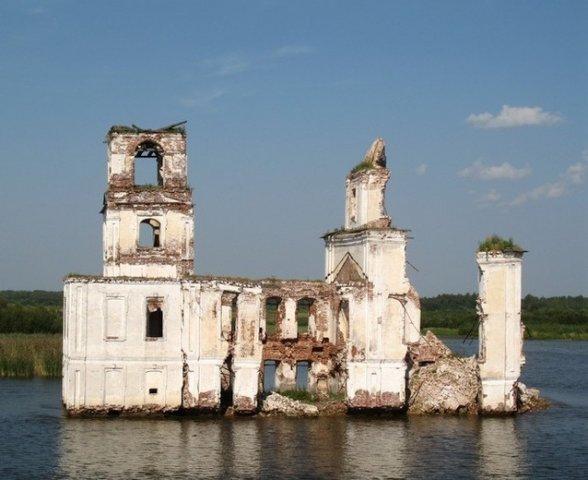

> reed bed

[{"left": 0, "top": 334, "right": 61, "bottom": 378}]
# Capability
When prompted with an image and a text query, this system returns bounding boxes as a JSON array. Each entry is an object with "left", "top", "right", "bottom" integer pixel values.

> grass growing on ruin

[
  {"left": 0, "top": 334, "right": 61, "bottom": 378},
  {"left": 478, "top": 235, "right": 524, "bottom": 253},
  {"left": 350, "top": 160, "right": 375, "bottom": 174}
]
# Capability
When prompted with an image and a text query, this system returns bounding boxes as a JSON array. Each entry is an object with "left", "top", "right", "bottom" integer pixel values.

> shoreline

[{"left": 0, "top": 333, "right": 586, "bottom": 379}]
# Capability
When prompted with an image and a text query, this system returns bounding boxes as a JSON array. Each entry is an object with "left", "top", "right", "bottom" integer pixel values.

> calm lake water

[{"left": 1, "top": 340, "right": 587, "bottom": 479}]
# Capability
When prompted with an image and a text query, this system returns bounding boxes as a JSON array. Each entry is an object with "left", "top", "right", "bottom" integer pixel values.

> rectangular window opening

[
  {"left": 146, "top": 298, "right": 164, "bottom": 338},
  {"left": 149, "top": 388, "right": 158, "bottom": 395},
  {"left": 263, "top": 360, "right": 277, "bottom": 393},
  {"left": 265, "top": 297, "right": 281, "bottom": 336},
  {"left": 295, "top": 361, "right": 310, "bottom": 391}
]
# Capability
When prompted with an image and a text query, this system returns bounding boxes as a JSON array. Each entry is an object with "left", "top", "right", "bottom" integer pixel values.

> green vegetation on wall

[{"left": 478, "top": 235, "right": 524, "bottom": 253}]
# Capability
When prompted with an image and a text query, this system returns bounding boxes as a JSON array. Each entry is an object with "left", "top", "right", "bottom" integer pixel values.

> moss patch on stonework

[{"left": 350, "top": 160, "right": 376, "bottom": 174}]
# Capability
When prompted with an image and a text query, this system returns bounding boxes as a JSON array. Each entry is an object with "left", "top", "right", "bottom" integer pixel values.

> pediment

[{"left": 331, "top": 253, "right": 367, "bottom": 284}]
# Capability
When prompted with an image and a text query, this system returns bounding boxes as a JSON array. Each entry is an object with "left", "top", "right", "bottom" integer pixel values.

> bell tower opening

[
  {"left": 134, "top": 141, "right": 163, "bottom": 186},
  {"left": 103, "top": 123, "right": 194, "bottom": 278},
  {"left": 139, "top": 219, "right": 161, "bottom": 248}
]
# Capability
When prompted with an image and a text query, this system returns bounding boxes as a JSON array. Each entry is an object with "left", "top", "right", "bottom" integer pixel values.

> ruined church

[{"left": 62, "top": 124, "right": 528, "bottom": 415}]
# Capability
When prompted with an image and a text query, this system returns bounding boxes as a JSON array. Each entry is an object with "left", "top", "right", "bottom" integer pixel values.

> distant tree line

[
  {"left": 0, "top": 291, "right": 586, "bottom": 338},
  {"left": 421, "top": 293, "right": 588, "bottom": 339},
  {"left": 0, "top": 291, "right": 62, "bottom": 334}
]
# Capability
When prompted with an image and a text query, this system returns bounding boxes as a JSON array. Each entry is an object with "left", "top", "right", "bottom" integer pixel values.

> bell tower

[
  {"left": 102, "top": 123, "right": 195, "bottom": 278},
  {"left": 323, "top": 138, "right": 421, "bottom": 410},
  {"left": 344, "top": 137, "right": 391, "bottom": 229}
]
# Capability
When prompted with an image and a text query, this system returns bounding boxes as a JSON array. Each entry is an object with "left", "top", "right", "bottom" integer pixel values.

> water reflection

[
  {"left": 478, "top": 418, "right": 527, "bottom": 478},
  {"left": 4, "top": 340, "right": 585, "bottom": 478},
  {"left": 55, "top": 413, "right": 530, "bottom": 479}
]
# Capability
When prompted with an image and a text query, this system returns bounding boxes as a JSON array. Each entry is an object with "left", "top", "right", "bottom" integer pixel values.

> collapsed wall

[
  {"left": 407, "top": 332, "right": 480, "bottom": 414},
  {"left": 407, "top": 331, "right": 546, "bottom": 415}
]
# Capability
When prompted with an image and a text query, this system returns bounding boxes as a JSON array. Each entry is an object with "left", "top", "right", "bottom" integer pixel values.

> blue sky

[{"left": 0, "top": 1, "right": 586, "bottom": 296}]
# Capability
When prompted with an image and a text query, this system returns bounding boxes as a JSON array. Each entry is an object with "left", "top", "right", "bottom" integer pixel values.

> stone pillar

[
  {"left": 232, "top": 290, "right": 262, "bottom": 413},
  {"left": 281, "top": 298, "right": 298, "bottom": 339},
  {"left": 477, "top": 251, "right": 525, "bottom": 413}
]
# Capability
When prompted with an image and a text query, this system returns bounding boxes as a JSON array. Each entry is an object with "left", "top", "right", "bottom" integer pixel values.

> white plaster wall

[
  {"left": 281, "top": 298, "right": 298, "bottom": 339},
  {"left": 344, "top": 170, "right": 389, "bottom": 229},
  {"left": 102, "top": 207, "right": 193, "bottom": 279},
  {"left": 346, "top": 360, "right": 406, "bottom": 403},
  {"left": 403, "top": 291, "right": 421, "bottom": 344},
  {"left": 233, "top": 290, "right": 263, "bottom": 410},
  {"left": 233, "top": 360, "right": 260, "bottom": 408},
  {"left": 477, "top": 252, "right": 524, "bottom": 412},
  {"left": 326, "top": 230, "right": 409, "bottom": 294},
  {"left": 63, "top": 280, "right": 185, "bottom": 410},
  {"left": 275, "top": 362, "right": 296, "bottom": 391},
  {"left": 325, "top": 227, "right": 415, "bottom": 407}
]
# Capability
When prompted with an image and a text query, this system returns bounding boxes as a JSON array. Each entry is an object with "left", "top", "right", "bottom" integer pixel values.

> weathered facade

[
  {"left": 477, "top": 251, "right": 525, "bottom": 413},
  {"left": 62, "top": 125, "right": 529, "bottom": 416}
]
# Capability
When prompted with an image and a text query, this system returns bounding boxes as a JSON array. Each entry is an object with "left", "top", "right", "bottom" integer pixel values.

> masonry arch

[
  {"left": 134, "top": 140, "right": 163, "bottom": 186},
  {"left": 139, "top": 219, "right": 161, "bottom": 248}
]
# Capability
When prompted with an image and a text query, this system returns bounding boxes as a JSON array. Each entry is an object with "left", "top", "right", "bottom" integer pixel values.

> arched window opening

[
  {"left": 265, "top": 297, "right": 281, "bottom": 335},
  {"left": 296, "top": 298, "right": 315, "bottom": 334},
  {"left": 295, "top": 361, "right": 310, "bottom": 391},
  {"left": 139, "top": 219, "right": 161, "bottom": 248},
  {"left": 134, "top": 141, "right": 163, "bottom": 186}
]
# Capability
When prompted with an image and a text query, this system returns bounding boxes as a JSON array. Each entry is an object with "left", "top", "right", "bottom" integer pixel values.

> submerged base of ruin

[{"left": 65, "top": 333, "right": 548, "bottom": 418}]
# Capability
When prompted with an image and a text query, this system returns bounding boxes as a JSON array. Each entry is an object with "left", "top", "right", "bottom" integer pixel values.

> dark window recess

[
  {"left": 263, "top": 360, "right": 277, "bottom": 393},
  {"left": 295, "top": 361, "right": 310, "bottom": 391},
  {"left": 231, "top": 296, "right": 238, "bottom": 338},
  {"left": 149, "top": 388, "right": 158, "bottom": 395},
  {"left": 147, "top": 308, "right": 163, "bottom": 338}
]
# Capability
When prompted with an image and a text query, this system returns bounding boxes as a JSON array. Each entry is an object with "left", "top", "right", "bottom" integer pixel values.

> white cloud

[
  {"left": 197, "top": 54, "right": 250, "bottom": 77},
  {"left": 509, "top": 153, "right": 587, "bottom": 206},
  {"left": 477, "top": 189, "right": 502, "bottom": 204},
  {"left": 195, "top": 45, "right": 313, "bottom": 77},
  {"left": 179, "top": 88, "right": 226, "bottom": 108},
  {"left": 467, "top": 105, "right": 563, "bottom": 129},
  {"left": 458, "top": 160, "right": 531, "bottom": 181},
  {"left": 415, "top": 164, "right": 428, "bottom": 175},
  {"left": 271, "top": 45, "right": 314, "bottom": 58}
]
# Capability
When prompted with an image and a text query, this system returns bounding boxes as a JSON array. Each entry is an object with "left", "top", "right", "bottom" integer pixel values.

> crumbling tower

[
  {"left": 323, "top": 138, "right": 421, "bottom": 409},
  {"left": 477, "top": 250, "right": 525, "bottom": 413},
  {"left": 102, "top": 124, "right": 194, "bottom": 278}
]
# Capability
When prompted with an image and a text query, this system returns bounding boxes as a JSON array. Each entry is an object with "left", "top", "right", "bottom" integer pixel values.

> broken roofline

[
  {"left": 107, "top": 121, "right": 187, "bottom": 137},
  {"left": 321, "top": 225, "right": 411, "bottom": 239},
  {"left": 64, "top": 273, "right": 325, "bottom": 287}
]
